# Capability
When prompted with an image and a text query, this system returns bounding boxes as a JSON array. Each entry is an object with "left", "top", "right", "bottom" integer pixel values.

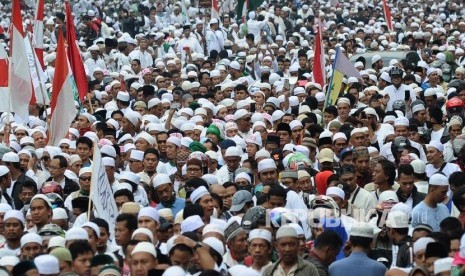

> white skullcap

[
  {"left": 235, "top": 172, "right": 251, "bottom": 184},
  {"left": 225, "top": 146, "right": 242, "bottom": 157},
  {"left": 248, "top": 229, "right": 272, "bottom": 243},
  {"left": 332, "top": 132, "right": 347, "bottom": 142},
  {"left": 34, "top": 255, "right": 59, "bottom": 275},
  {"left": 102, "top": 157, "right": 115, "bottom": 167},
  {"left": 31, "top": 194, "right": 52, "bottom": 208},
  {"left": 203, "top": 237, "right": 225, "bottom": 256},
  {"left": 413, "top": 237, "right": 435, "bottom": 254},
  {"left": 326, "top": 187, "right": 345, "bottom": 200},
  {"left": 131, "top": 228, "right": 154, "bottom": 243},
  {"left": 429, "top": 173, "right": 449, "bottom": 186},
  {"left": 167, "top": 136, "right": 181, "bottom": 147},
  {"left": 394, "top": 117, "right": 409, "bottom": 127},
  {"left": 0, "top": 203, "right": 12, "bottom": 213},
  {"left": 181, "top": 215, "right": 205, "bottom": 233},
  {"left": 82, "top": 222, "right": 101, "bottom": 237},
  {"left": 0, "top": 256, "right": 19, "bottom": 267},
  {"left": 124, "top": 111, "right": 142, "bottom": 126},
  {"left": 276, "top": 225, "right": 298, "bottom": 239},
  {"left": 258, "top": 158, "right": 277, "bottom": 173},
  {"left": 131, "top": 241, "right": 157, "bottom": 259},
  {"left": 202, "top": 224, "right": 224, "bottom": 237},
  {"left": 65, "top": 228, "right": 89, "bottom": 241},
  {"left": 190, "top": 186, "right": 210, "bottom": 204},
  {"left": 153, "top": 173, "right": 171, "bottom": 189},
  {"left": 138, "top": 207, "right": 160, "bottom": 223},
  {"left": 48, "top": 236, "right": 66, "bottom": 249},
  {"left": 52, "top": 208, "right": 68, "bottom": 220},
  {"left": 130, "top": 149, "right": 144, "bottom": 161},
  {"left": 4, "top": 210, "right": 25, "bottom": 225},
  {"left": 21, "top": 233, "right": 42, "bottom": 248}
]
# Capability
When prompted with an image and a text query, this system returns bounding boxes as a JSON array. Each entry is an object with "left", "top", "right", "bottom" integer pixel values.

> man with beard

[
  {"left": 153, "top": 174, "right": 185, "bottom": 216},
  {"left": 156, "top": 132, "right": 169, "bottom": 163},
  {"left": 383, "top": 67, "right": 416, "bottom": 111},
  {"left": 362, "top": 107, "right": 394, "bottom": 147}
]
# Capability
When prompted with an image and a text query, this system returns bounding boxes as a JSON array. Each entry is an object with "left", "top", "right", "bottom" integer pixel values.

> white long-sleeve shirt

[
  {"left": 206, "top": 29, "right": 224, "bottom": 54},
  {"left": 129, "top": 50, "right": 153, "bottom": 69}
]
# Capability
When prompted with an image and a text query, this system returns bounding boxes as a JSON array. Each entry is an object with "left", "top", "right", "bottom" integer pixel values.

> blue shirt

[
  {"left": 411, "top": 201, "right": 450, "bottom": 232},
  {"left": 155, "top": 197, "right": 185, "bottom": 217},
  {"left": 329, "top": 251, "right": 386, "bottom": 276}
]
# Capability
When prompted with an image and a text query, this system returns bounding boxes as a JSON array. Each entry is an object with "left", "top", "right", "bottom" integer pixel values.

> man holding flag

[{"left": 324, "top": 47, "right": 361, "bottom": 108}]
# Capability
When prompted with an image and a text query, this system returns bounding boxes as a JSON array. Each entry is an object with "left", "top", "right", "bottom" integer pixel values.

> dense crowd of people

[{"left": 1, "top": 0, "right": 465, "bottom": 275}]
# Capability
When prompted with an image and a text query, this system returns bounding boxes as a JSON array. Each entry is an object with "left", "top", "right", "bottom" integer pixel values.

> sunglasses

[{"left": 80, "top": 177, "right": 92, "bottom": 182}]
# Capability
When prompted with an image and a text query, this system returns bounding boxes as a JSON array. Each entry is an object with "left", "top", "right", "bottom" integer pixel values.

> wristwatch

[{"left": 194, "top": 241, "right": 203, "bottom": 250}]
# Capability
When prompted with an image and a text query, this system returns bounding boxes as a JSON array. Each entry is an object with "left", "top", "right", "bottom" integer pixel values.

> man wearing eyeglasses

[
  {"left": 234, "top": 110, "right": 252, "bottom": 140},
  {"left": 47, "top": 156, "right": 79, "bottom": 200}
]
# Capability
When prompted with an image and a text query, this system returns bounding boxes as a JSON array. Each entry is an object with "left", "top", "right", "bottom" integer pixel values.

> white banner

[
  {"left": 24, "top": 36, "right": 49, "bottom": 105},
  {"left": 90, "top": 145, "right": 119, "bottom": 241}
]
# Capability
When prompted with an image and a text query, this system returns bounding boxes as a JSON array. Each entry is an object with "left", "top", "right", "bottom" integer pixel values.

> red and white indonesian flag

[
  {"left": 33, "top": 0, "right": 45, "bottom": 68},
  {"left": 382, "top": 0, "right": 393, "bottom": 31},
  {"left": 48, "top": 29, "right": 76, "bottom": 146},
  {"left": 313, "top": 24, "right": 325, "bottom": 88},
  {"left": 0, "top": 45, "right": 10, "bottom": 113},
  {"left": 212, "top": 0, "right": 220, "bottom": 19},
  {"left": 9, "top": 0, "right": 33, "bottom": 124}
]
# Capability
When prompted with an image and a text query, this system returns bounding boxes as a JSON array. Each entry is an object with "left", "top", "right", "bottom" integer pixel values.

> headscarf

[
  {"left": 206, "top": 124, "right": 223, "bottom": 142},
  {"left": 315, "top": 171, "right": 333, "bottom": 195}
]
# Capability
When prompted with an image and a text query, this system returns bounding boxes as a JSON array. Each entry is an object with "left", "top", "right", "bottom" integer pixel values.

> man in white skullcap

[
  {"left": 84, "top": 45, "right": 106, "bottom": 75},
  {"left": 425, "top": 140, "right": 461, "bottom": 178},
  {"left": 152, "top": 174, "right": 185, "bottom": 216},
  {"left": 129, "top": 36, "right": 154, "bottom": 69},
  {"left": 411, "top": 173, "right": 451, "bottom": 231},
  {"left": 2, "top": 210, "right": 25, "bottom": 256},
  {"left": 379, "top": 117, "right": 427, "bottom": 162},
  {"left": 329, "top": 224, "right": 386, "bottom": 276},
  {"left": 28, "top": 194, "right": 53, "bottom": 234},
  {"left": 34, "top": 255, "right": 60, "bottom": 276},
  {"left": 383, "top": 67, "right": 416, "bottom": 111},
  {"left": 137, "top": 206, "right": 167, "bottom": 254},
  {"left": 20, "top": 233, "right": 43, "bottom": 259},
  {"left": 206, "top": 18, "right": 224, "bottom": 55},
  {"left": 0, "top": 166, "right": 12, "bottom": 206},
  {"left": 216, "top": 146, "right": 243, "bottom": 184},
  {"left": 264, "top": 226, "right": 319, "bottom": 275},
  {"left": 130, "top": 242, "right": 158, "bottom": 276},
  {"left": 248, "top": 229, "right": 273, "bottom": 273}
]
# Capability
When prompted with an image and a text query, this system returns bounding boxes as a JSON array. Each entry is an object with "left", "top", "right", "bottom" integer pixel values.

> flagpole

[
  {"left": 87, "top": 147, "right": 95, "bottom": 221},
  {"left": 323, "top": 46, "right": 339, "bottom": 111}
]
